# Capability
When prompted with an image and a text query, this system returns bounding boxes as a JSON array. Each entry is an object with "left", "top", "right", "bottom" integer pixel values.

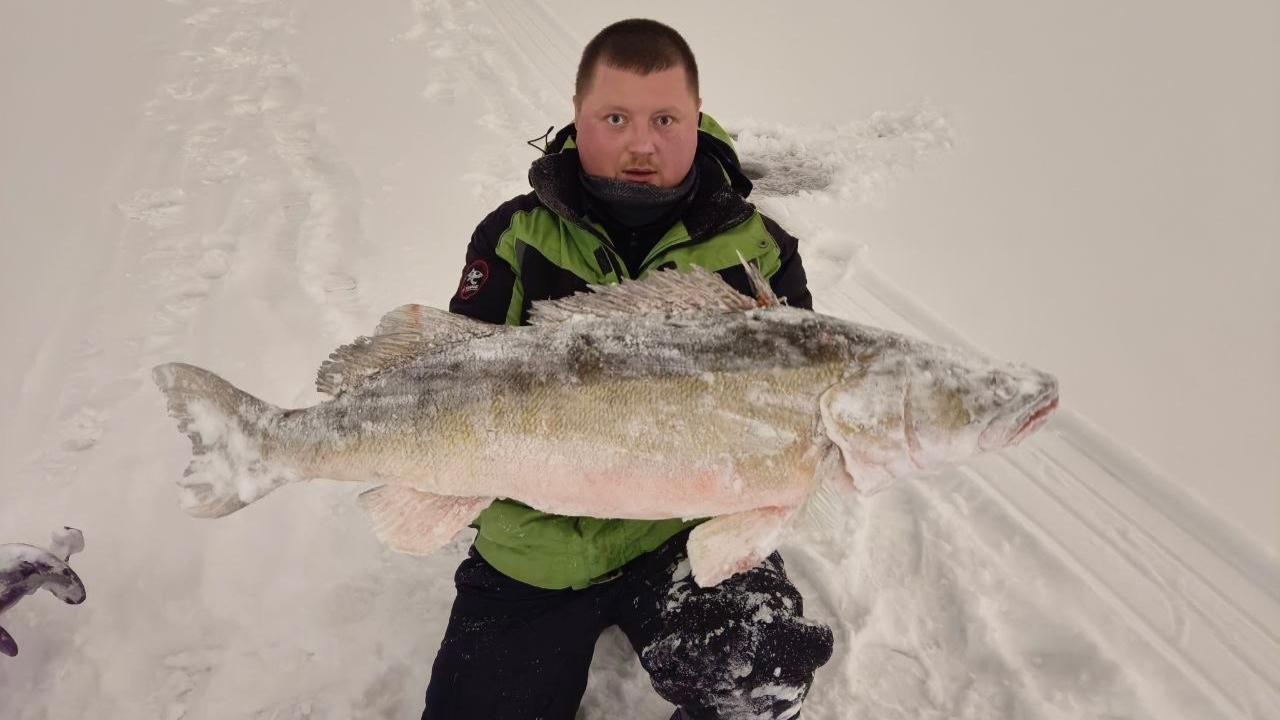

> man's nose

[{"left": 626, "top": 122, "right": 657, "bottom": 155}]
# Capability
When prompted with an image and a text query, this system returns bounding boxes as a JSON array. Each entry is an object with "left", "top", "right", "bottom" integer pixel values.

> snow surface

[{"left": 1, "top": 1, "right": 1276, "bottom": 719}]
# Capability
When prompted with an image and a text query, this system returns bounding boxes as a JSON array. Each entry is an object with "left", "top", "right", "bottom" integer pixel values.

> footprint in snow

[
  {"left": 60, "top": 407, "right": 105, "bottom": 452},
  {"left": 118, "top": 189, "right": 187, "bottom": 230},
  {"left": 196, "top": 249, "right": 231, "bottom": 279}
]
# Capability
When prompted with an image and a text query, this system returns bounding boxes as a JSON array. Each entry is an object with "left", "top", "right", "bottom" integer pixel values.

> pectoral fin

[
  {"left": 358, "top": 486, "right": 493, "bottom": 556},
  {"left": 796, "top": 441, "right": 856, "bottom": 535},
  {"left": 687, "top": 505, "right": 799, "bottom": 587}
]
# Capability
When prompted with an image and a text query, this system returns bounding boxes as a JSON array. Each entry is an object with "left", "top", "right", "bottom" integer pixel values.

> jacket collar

[{"left": 528, "top": 130, "right": 756, "bottom": 243}]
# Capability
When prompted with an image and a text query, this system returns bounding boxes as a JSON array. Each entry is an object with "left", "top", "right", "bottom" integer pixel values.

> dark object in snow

[
  {"left": 0, "top": 625, "right": 16, "bottom": 657},
  {"left": 0, "top": 527, "right": 87, "bottom": 658},
  {"left": 422, "top": 529, "right": 832, "bottom": 718}
]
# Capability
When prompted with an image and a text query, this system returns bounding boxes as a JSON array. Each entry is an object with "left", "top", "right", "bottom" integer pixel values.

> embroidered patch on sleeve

[{"left": 458, "top": 259, "right": 490, "bottom": 300}]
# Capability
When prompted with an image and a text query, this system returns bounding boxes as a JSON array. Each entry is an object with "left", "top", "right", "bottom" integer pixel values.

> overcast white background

[{"left": 0, "top": 1, "right": 1275, "bottom": 718}]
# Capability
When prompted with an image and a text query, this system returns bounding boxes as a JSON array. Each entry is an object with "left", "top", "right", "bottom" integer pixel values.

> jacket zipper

[
  {"left": 576, "top": 219, "right": 629, "bottom": 280},
  {"left": 636, "top": 236, "right": 704, "bottom": 277},
  {"left": 636, "top": 208, "right": 758, "bottom": 276}
]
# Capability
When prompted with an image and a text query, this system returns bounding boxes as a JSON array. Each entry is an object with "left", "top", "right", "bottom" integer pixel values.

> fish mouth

[
  {"left": 979, "top": 385, "right": 1060, "bottom": 450},
  {"left": 1009, "top": 393, "right": 1058, "bottom": 445}
]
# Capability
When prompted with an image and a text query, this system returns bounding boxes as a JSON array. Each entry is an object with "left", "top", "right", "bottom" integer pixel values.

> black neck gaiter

[{"left": 579, "top": 164, "right": 699, "bottom": 229}]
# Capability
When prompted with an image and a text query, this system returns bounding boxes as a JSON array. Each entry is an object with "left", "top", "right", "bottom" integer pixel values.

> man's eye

[
  {"left": 606, "top": 114, "right": 625, "bottom": 126},
  {"left": 655, "top": 116, "right": 674, "bottom": 128}
]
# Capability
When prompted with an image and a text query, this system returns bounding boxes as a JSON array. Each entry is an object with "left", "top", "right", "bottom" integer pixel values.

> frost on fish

[
  {"left": 357, "top": 485, "right": 492, "bottom": 555},
  {"left": 688, "top": 506, "right": 799, "bottom": 587},
  {"left": 152, "top": 362, "right": 306, "bottom": 517},
  {"left": 820, "top": 344, "right": 1058, "bottom": 494},
  {"left": 153, "top": 264, "right": 1059, "bottom": 585},
  {"left": 0, "top": 527, "right": 87, "bottom": 658}
]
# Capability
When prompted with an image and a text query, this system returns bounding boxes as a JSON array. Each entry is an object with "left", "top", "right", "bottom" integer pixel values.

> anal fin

[
  {"left": 687, "top": 505, "right": 799, "bottom": 587},
  {"left": 358, "top": 486, "right": 493, "bottom": 556}
]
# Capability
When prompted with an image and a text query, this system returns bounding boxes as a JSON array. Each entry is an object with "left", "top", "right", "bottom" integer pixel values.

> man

[{"left": 428, "top": 19, "right": 833, "bottom": 719}]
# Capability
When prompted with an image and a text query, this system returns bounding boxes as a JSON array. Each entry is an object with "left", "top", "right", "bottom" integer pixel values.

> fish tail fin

[{"left": 152, "top": 362, "right": 295, "bottom": 518}]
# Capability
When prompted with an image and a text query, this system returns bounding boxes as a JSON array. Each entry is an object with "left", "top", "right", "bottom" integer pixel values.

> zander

[{"left": 152, "top": 264, "right": 1058, "bottom": 586}]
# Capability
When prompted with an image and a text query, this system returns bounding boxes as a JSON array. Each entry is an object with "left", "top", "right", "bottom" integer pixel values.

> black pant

[{"left": 422, "top": 530, "right": 834, "bottom": 719}]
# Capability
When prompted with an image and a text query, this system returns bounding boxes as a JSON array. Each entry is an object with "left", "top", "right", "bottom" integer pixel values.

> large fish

[{"left": 153, "top": 264, "right": 1058, "bottom": 586}]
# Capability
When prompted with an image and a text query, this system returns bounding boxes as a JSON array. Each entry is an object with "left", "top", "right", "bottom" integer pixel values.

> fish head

[{"left": 820, "top": 347, "right": 1059, "bottom": 493}]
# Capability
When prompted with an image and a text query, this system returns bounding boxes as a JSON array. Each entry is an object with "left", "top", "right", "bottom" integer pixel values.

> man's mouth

[{"left": 621, "top": 169, "right": 657, "bottom": 182}]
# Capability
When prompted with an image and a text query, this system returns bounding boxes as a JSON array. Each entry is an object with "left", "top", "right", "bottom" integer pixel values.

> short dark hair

[{"left": 575, "top": 19, "right": 699, "bottom": 101}]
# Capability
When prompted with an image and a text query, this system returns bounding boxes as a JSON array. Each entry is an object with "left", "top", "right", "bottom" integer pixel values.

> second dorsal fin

[
  {"left": 316, "top": 305, "right": 499, "bottom": 397},
  {"left": 372, "top": 304, "right": 497, "bottom": 342},
  {"left": 528, "top": 266, "right": 763, "bottom": 325}
]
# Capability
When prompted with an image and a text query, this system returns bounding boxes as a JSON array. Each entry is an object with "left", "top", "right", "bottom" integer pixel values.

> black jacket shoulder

[
  {"left": 448, "top": 192, "right": 544, "bottom": 324},
  {"left": 470, "top": 192, "right": 544, "bottom": 254}
]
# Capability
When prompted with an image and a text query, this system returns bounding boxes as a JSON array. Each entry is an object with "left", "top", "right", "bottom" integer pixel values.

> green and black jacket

[{"left": 448, "top": 113, "right": 813, "bottom": 590}]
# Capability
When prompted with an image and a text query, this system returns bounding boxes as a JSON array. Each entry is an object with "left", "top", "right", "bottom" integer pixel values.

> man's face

[{"left": 574, "top": 62, "right": 701, "bottom": 188}]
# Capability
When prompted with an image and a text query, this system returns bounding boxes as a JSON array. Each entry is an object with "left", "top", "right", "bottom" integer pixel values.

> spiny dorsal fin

[
  {"left": 316, "top": 333, "right": 421, "bottom": 397},
  {"left": 316, "top": 305, "right": 499, "bottom": 397},
  {"left": 737, "top": 251, "right": 782, "bottom": 308},
  {"left": 528, "top": 266, "right": 758, "bottom": 325}
]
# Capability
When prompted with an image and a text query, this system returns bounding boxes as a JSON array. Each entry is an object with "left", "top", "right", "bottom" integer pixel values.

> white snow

[{"left": 1, "top": 1, "right": 1276, "bottom": 719}]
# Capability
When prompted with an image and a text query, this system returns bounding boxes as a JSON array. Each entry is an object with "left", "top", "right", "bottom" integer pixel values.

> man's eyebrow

[{"left": 598, "top": 105, "right": 686, "bottom": 115}]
